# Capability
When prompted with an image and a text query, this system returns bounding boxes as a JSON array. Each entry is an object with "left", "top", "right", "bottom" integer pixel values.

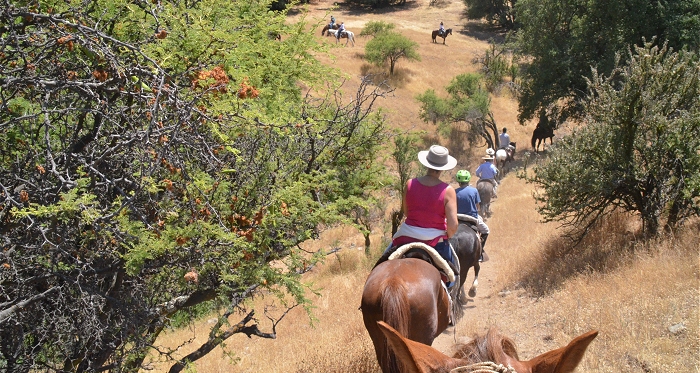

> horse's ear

[
  {"left": 526, "top": 330, "right": 598, "bottom": 373},
  {"left": 377, "top": 321, "right": 459, "bottom": 373}
]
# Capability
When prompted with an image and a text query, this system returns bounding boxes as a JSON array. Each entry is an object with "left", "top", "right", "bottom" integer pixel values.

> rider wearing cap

[
  {"left": 455, "top": 170, "right": 490, "bottom": 262},
  {"left": 475, "top": 153, "right": 499, "bottom": 198}
]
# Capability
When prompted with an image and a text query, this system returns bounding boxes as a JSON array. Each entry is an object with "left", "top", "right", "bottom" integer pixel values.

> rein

[{"left": 450, "top": 362, "right": 517, "bottom": 373}]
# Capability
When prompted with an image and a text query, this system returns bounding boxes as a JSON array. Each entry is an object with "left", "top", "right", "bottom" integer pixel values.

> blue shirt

[
  {"left": 475, "top": 162, "right": 498, "bottom": 180},
  {"left": 455, "top": 186, "right": 480, "bottom": 218}
]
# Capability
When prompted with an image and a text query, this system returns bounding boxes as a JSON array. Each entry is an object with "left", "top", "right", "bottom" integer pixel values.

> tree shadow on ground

[
  {"left": 359, "top": 63, "right": 411, "bottom": 89},
  {"left": 340, "top": 1, "right": 421, "bottom": 16},
  {"left": 457, "top": 19, "right": 507, "bottom": 43}
]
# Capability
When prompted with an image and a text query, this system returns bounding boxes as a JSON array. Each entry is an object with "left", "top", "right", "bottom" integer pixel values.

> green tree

[
  {"left": 462, "top": 0, "right": 517, "bottom": 29},
  {"left": 416, "top": 73, "right": 499, "bottom": 149},
  {"left": 364, "top": 31, "right": 420, "bottom": 75},
  {"left": 516, "top": 0, "right": 700, "bottom": 125},
  {"left": 389, "top": 132, "right": 420, "bottom": 236},
  {"left": 360, "top": 20, "right": 396, "bottom": 38},
  {"left": 0, "top": 0, "right": 390, "bottom": 371},
  {"left": 524, "top": 42, "right": 700, "bottom": 237}
]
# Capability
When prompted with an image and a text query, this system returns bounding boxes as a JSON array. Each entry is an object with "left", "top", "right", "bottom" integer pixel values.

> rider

[
  {"left": 438, "top": 21, "right": 445, "bottom": 36},
  {"left": 336, "top": 22, "right": 345, "bottom": 41},
  {"left": 329, "top": 15, "right": 336, "bottom": 30},
  {"left": 379, "top": 145, "right": 459, "bottom": 284},
  {"left": 455, "top": 170, "right": 489, "bottom": 262},
  {"left": 499, "top": 127, "right": 511, "bottom": 149},
  {"left": 475, "top": 154, "right": 499, "bottom": 198}
]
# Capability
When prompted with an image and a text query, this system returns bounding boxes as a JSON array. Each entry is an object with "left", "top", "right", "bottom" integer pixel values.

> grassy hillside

[{"left": 143, "top": 1, "right": 699, "bottom": 372}]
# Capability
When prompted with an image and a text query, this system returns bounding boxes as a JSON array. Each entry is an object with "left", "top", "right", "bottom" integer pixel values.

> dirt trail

[
  {"left": 432, "top": 172, "right": 520, "bottom": 354},
  {"left": 299, "top": 0, "right": 541, "bottom": 357}
]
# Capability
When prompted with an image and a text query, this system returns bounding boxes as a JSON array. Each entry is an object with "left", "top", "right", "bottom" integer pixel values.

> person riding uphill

[
  {"left": 438, "top": 21, "right": 445, "bottom": 36},
  {"left": 455, "top": 170, "right": 490, "bottom": 262},
  {"left": 329, "top": 15, "right": 336, "bottom": 29}
]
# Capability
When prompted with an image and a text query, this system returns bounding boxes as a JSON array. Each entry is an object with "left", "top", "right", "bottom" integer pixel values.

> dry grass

[{"left": 142, "top": 1, "right": 699, "bottom": 372}]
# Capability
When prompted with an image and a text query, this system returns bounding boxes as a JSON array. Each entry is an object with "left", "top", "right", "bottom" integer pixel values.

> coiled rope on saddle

[
  {"left": 450, "top": 362, "right": 517, "bottom": 373},
  {"left": 388, "top": 242, "right": 455, "bottom": 283}
]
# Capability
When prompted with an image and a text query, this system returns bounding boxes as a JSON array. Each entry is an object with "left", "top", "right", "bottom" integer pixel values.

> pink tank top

[{"left": 393, "top": 178, "right": 448, "bottom": 246}]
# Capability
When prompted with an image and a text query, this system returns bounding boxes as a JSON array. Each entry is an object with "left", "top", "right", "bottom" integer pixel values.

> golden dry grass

[{"left": 142, "top": 1, "right": 699, "bottom": 372}]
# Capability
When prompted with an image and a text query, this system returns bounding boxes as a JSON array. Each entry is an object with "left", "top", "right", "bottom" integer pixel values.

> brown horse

[
  {"left": 361, "top": 237, "right": 476, "bottom": 373},
  {"left": 321, "top": 23, "right": 339, "bottom": 36},
  {"left": 432, "top": 28, "right": 452, "bottom": 44},
  {"left": 377, "top": 321, "right": 598, "bottom": 373}
]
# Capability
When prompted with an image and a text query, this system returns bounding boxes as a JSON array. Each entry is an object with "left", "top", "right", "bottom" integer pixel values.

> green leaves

[
  {"left": 364, "top": 31, "right": 420, "bottom": 75},
  {"left": 525, "top": 42, "right": 700, "bottom": 236}
]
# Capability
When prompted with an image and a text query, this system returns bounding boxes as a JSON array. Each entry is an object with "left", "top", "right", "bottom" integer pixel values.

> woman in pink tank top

[{"left": 391, "top": 145, "right": 459, "bottom": 264}]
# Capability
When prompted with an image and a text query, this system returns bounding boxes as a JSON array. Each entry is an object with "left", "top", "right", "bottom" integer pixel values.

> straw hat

[{"left": 418, "top": 145, "right": 457, "bottom": 171}]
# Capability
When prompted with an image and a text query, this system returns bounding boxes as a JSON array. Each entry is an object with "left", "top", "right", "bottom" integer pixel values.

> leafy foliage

[
  {"left": 359, "top": 20, "right": 396, "bottom": 38},
  {"left": 0, "top": 0, "right": 391, "bottom": 371},
  {"left": 462, "top": 0, "right": 517, "bottom": 29},
  {"left": 524, "top": 42, "right": 700, "bottom": 237},
  {"left": 364, "top": 31, "right": 420, "bottom": 75},
  {"left": 472, "top": 40, "right": 518, "bottom": 94},
  {"left": 516, "top": 0, "right": 700, "bottom": 125},
  {"left": 416, "top": 73, "right": 499, "bottom": 149}
]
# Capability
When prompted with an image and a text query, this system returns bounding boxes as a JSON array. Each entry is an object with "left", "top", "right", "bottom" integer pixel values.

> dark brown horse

[
  {"left": 377, "top": 321, "right": 598, "bottom": 373},
  {"left": 432, "top": 28, "right": 452, "bottom": 44},
  {"left": 361, "top": 240, "right": 473, "bottom": 373},
  {"left": 531, "top": 126, "right": 554, "bottom": 152},
  {"left": 321, "top": 23, "right": 339, "bottom": 36},
  {"left": 450, "top": 220, "right": 482, "bottom": 301}
]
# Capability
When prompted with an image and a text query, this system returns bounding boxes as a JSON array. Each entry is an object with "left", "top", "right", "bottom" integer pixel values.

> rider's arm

[{"left": 444, "top": 186, "right": 458, "bottom": 238}]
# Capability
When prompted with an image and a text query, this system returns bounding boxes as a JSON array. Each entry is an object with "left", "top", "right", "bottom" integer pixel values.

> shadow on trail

[{"left": 340, "top": 1, "right": 421, "bottom": 16}]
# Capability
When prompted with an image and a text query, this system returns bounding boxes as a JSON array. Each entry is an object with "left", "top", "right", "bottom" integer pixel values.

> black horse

[
  {"left": 449, "top": 220, "right": 482, "bottom": 311},
  {"left": 531, "top": 126, "right": 554, "bottom": 152},
  {"left": 432, "top": 28, "right": 452, "bottom": 44}
]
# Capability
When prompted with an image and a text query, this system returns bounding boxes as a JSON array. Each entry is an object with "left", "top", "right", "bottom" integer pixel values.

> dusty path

[{"left": 432, "top": 169, "right": 521, "bottom": 355}]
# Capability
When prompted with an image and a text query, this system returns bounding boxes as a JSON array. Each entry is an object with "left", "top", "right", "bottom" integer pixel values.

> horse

[
  {"left": 476, "top": 180, "right": 494, "bottom": 218},
  {"left": 377, "top": 321, "right": 598, "bottom": 373},
  {"left": 326, "top": 29, "right": 355, "bottom": 46},
  {"left": 432, "top": 28, "right": 452, "bottom": 44},
  {"left": 361, "top": 241, "right": 472, "bottom": 373},
  {"left": 321, "top": 23, "right": 339, "bottom": 36},
  {"left": 531, "top": 126, "right": 554, "bottom": 152},
  {"left": 451, "top": 217, "right": 483, "bottom": 300},
  {"left": 494, "top": 149, "right": 508, "bottom": 180}
]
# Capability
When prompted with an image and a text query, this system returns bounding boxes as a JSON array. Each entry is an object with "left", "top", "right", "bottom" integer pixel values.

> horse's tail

[{"left": 382, "top": 280, "right": 410, "bottom": 373}]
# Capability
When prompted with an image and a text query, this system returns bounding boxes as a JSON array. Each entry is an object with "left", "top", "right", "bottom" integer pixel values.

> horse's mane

[{"left": 451, "top": 327, "right": 520, "bottom": 364}]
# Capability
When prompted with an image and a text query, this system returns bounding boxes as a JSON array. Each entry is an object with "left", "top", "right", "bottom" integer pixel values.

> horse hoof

[{"left": 468, "top": 288, "right": 477, "bottom": 298}]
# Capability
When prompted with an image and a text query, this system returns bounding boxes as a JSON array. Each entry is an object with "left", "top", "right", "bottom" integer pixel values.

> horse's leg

[{"left": 468, "top": 262, "right": 480, "bottom": 298}]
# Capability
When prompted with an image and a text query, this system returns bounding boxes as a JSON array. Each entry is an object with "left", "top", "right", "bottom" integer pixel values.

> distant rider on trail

[
  {"left": 329, "top": 15, "right": 336, "bottom": 30},
  {"left": 438, "top": 21, "right": 445, "bottom": 37}
]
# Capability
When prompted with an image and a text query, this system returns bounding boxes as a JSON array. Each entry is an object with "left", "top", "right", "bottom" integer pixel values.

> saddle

[
  {"left": 457, "top": 214, "right": 480, "bottom": 236},
  {"left": 374, "top": 242, "right": 458, "bottom": 287}
]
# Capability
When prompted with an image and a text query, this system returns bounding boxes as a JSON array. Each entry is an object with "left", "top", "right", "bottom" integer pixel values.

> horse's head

[
  {"left": 378, "top": 321, "right": 598, "bottom": 373},
  {"left": 447, "top": 28, "right": 453, "bottom": 35}
]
